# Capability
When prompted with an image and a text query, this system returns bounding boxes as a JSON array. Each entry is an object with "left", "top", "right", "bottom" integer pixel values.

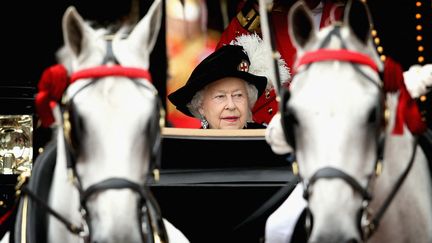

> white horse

[
  {"left": 265, "top": 0, "right": 432, "bottom": 242},
  {"left": 11, "top": 1, "right": 189, "bottom": 242}
]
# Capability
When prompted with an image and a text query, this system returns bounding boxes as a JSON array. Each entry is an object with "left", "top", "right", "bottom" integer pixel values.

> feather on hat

[{"left": 230, "top": 33, "right": 291, "bottom": 90}]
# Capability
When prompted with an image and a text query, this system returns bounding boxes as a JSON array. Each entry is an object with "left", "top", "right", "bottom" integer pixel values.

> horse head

[
  {"left": 280, "top": 0, "right": 386, "bottom": 242},
  {"left": 46, "top": 1, "right": 175, "bottom": 242}
]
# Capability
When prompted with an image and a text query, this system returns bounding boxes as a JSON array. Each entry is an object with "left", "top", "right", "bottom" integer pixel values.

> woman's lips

[{"left": 222, "top": 116, "right": 239, "bottom": 122}]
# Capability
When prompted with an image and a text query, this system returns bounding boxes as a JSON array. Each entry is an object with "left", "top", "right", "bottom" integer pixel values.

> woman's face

[{"left": 199, "top": 77, "right": 250, "bottom": 129}]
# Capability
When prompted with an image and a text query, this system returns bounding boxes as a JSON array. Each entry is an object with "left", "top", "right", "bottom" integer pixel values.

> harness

[
  {"left": 281, "top": 25, "right": 422, "bottom": 241},
  {"left": 15, "top": 41, "right": 168, "bottom": 243}
]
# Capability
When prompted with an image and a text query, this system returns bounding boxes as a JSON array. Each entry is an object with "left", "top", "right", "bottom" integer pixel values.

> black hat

[{"left": 168, "top": 45, "right": 267, "bottom": 117}]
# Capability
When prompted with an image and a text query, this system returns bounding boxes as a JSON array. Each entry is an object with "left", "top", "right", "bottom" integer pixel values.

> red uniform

[{"left": 216, "top": 0, "right": 344, "bottom": 125}]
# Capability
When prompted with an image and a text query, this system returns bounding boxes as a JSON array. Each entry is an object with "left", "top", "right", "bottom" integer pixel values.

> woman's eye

[{"left": 232, "top": 93, "right": 245, "bottom": 99}]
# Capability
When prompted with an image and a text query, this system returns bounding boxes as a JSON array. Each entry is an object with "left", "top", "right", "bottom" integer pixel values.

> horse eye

[
  {"left": 287, "top": 108, "right": 299, "bottom": 125},
  {"left": 283, "top": 108, "right": 299, "bottom": 125},
  {"left": 367, "top": 107, "right": 377, "bottom": 124},
  {"left": 71, "top": 112, "right": 86, "bottom": 151},
  {"left": 288, "top": 112, "right": 299, "bottom": 125}
]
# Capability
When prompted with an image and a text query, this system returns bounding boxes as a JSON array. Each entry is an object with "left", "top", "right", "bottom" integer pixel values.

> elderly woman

[{"left": 168, "top": 44, "right": 267, "bottom": 129}]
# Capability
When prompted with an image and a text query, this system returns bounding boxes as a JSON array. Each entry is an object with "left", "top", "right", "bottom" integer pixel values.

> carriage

[{"left": 0, "top": 0, "right": 432, "bottom": 243}]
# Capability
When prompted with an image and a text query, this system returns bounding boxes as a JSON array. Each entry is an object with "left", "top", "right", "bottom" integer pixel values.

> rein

[
  {"left": 19, "top": 181, "right": 85, "bottom": 235},
  {"left": 361, "top": 138, "right": 419, "bottom": 239}
]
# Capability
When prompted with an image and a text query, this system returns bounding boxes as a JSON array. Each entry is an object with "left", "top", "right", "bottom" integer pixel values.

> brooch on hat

[{"left": 238, "top": 60, "right": 249, "bottom": 72}]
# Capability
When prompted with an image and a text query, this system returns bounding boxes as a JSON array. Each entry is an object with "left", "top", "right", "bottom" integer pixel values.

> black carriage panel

[{"left": 150, "top": 128, "right": 296, "bottom": 243}]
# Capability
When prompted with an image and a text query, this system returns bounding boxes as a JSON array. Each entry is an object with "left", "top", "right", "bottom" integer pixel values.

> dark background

[
  {"left": 368, "top": 0, "right": 431, "bottom": 70},
  {"left": 0, "top": 0, "right": 167, "bottom": 94}
]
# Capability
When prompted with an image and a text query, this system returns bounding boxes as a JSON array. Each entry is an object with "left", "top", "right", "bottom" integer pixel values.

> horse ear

[
  {"left": 62, "top": 6, "right": 94, "bottom": 58},
  {"left": 288, "top": 1, "right": 316, "bottom": 50},
  {"left": 127, "top": 0, "right": 163, "bottom": 54},
  {"left": 343, "top": 0, "right": 373, "bottom": 45}
]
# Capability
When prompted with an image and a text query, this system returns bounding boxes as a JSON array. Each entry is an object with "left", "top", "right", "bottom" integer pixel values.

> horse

[
  {"left": 265, "top": 0, "right": 432, "bottom": 242},
  {"left": 10, "top": 0, "right": 190, "bottom": 242}
]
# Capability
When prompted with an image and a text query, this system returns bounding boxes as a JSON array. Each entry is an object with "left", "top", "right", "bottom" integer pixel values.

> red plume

[
  {"left": 383, "top": 57, "right": 426, "bottom": 135},
  {"left": 35, "top": 64, "right": 70, "bottom": 127}
]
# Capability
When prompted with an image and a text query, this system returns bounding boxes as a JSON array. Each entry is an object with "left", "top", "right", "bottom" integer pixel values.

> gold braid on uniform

[{"left": 236, "top": 0, "right": 261, "bottom": 33}]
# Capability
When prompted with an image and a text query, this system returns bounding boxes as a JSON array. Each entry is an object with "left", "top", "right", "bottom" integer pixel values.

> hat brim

[{"left": 168, "top": 71, "right": 267, "bottom": 117}]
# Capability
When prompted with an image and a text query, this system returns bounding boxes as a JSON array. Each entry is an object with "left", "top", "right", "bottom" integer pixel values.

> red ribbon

[
  {"left": 383, "top": 57, "right": 426, "bottom": 135},
  {"left": 70, "top": 66, "right": 152, "bottom": 83},
  {"left": 295, "top": 49, "right": 379, "bottom": 72},
  {"left": 35, "top": 64, "right": 153, "bottom": 127}
]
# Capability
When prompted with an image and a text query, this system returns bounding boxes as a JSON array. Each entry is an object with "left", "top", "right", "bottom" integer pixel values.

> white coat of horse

[
  {"left": 265, "top": 0, "right": 432, "bottom": 243},
  {"left": 7, "top": 1, "right": 189, "bottom": 243}
]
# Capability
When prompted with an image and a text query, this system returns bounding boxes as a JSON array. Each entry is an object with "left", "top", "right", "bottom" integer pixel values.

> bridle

[
  {"left": 20, "top": 40, "right": 168, "bottom": 243},
  {"left": 280, "top": 26, "right": 419, "bottom": 241}
]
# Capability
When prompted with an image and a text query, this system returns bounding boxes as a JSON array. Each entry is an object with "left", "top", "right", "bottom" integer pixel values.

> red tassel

[
  {"left": 35, "top": 91, "right": 54, "bottom": 127},
  {"left": 35, "top": 64, "right": 69, "bottom": 127},
  {"left": 383, "top": 58, "right": 426, "bottom": 135}
]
